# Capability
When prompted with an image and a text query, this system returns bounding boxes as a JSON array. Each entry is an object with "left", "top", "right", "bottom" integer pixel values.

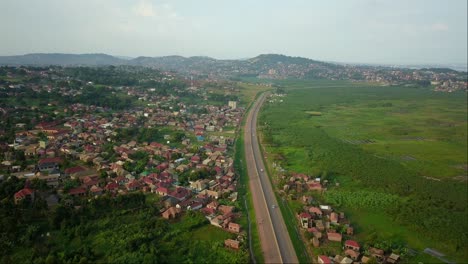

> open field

[
  {"left": 258, "top": 80, "right": 467, "bottom": 262},
  {"left": 237, "top": 82, "right": 272, "bottom": 107}
]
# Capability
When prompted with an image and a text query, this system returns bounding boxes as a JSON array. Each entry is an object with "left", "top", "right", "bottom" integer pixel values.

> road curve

[{"left": 244, "top": 92, "right": 299, "bottom": 264}]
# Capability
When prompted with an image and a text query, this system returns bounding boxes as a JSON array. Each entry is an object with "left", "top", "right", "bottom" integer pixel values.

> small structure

[
  {"left": 317, "top": 255, "right": 331, "bottom": 264},
  {"left": 14, "top": 188, "right": 35, "bottom": 204},
  {"left": 344, "top": 240, "right": 360, "bottom": 251},
  {"left": 228, "top": 222, "right": 241, "bottom": 233},
  {"left": 330, "top": 212, "right": 338, "bottom": 224},
  {"left": 162, "top": 206, "right": 181, "bottom": 219},
  {"left": 312, "top": 237, "right": 320, "bottom": 248},
  {"left": 369, "top": 247, "right": 385, "bottom": 261},
  {"left": 344, "top": 249, "right": 360, "bottom": 260},
  {"left": 327, "top": 232, "right": 342, "bottom": 242},
  {"left": 386, "top": 253, "right": 400, "bottom": 264},
  {"left": 224, "top": 239, "right": 239, "bottom": 249}
]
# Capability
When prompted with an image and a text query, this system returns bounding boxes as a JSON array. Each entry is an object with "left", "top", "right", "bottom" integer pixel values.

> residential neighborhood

[{"left": 0, "top": 66, "right": 248, "bottom": 254}]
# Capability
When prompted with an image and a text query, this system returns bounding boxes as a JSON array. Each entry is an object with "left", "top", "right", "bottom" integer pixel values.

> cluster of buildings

[
  {"left": 0, "top": 66, "right": 247, "bottom": 250},
  {"left": 280, "top": 173, "right": 402, "bottom": 264}
]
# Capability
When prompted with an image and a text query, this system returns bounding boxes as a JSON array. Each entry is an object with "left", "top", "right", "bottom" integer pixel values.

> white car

[{"left": 260, "top": 169, "right": 264, "bottom": 172}]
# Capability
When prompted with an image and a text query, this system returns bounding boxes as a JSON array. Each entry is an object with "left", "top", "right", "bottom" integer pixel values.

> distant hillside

[
  {"left": 0, "top": 53, "right": 126, "bottom": 66},
  {"left": 0, "top": 53, "right": 465, "bottom": 85}
]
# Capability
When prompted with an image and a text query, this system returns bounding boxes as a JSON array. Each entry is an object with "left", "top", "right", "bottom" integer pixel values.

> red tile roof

[
  {"left": 318, "top": 255, "right": 332, "bottom": 264},
  {"left": 14, "top": 188, "right": 33, "bottom": 199},
  {"left": 69, "top": 187, "right": 87, "bottom": 195},
  {"left": 39, "top": 157, "right": 63, "bottom": 165},
  {"left": 345, "top": 240, "right": 360, "bottom": 249}
]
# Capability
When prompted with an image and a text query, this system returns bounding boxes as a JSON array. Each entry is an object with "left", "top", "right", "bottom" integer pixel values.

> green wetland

[{"left": 259, "top": 80, "right": 467, "bottom": 262}]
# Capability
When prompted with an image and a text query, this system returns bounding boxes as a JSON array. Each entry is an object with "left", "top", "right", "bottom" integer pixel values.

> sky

[{"left": 0, "top": 0, "right": 467, "bottom": 65}]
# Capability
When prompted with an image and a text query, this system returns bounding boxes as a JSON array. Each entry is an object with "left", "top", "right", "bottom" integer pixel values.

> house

[
  {"left": 369, "top": 247, "right": 385, "bottom": 261},
  {"left": 126, "top": 180, "right": 141, "bottom": 191},
  {"left": 162, "top": 206, "right": 181, "bottom": 219},
  {"left": 344, "top": 240, "right": 360, "bottom": 251},
  {"left": 386, "top": 253, "right": 400, "bottom": 264},
  {"left": 361, "top": 256, "right": 371, "bottom": 264},
  {"left": 228, "top": 222, "right": 241, "bottom": 233},
  {"left": 14, "top": 188, "right": 34, "bottom": 204},
  {"left": 156, "top": 187, "right": 169, "bottom": 196},
  {"left": 330, "top": 212, "right": 338, "bottom": 224},
  {"left": 309, "top": 206, "right": 323, "bottom": 217},
  {"left": 69, "top": 187, "right": 87, "bottom": 197},
  {"left": 315, "top": 220, "right": 325, "bottom": 231},
  {"left": 187, "top": 201, "right": 203, "bottom": 211},
  {"left": 36, "top": 173, "right": 60, "bottom": 187},
  {"left": 327, "top": 232, "right": 342, "bottom": 242},
  {"left": 38, "top": 157, "right": 62, "bottom": 172},
  {"left": 312, "top": 237, "right": 320, "bottom": 247},
  {"left": 105, "top": 182, "right": 119, "bottom": 192},
  {"left": 317, "top": 255, "right": 332, "bottom": 264},
  {"left": 90, "top": 185, "right": 103, "bottom": 196},
  {"left": 207, "top": 200, "right": 219, "bottom": 210},
  {"left": 210, "top": 215, "right": 224, "bottom": 227},
  {"left": 340, "top": 257, "right": 353, "bottom": 264},
  {"left": 344, "top": 249, "right": 360, "bottom": 260},
  {"left": 64, "top": 166, "right": 87, "bottom": 176},
  {"left": 163, "top": 196, "right": 179, "bottom": 209},
  {"left": 169, "top": 187, "right": 190, "bottom": 201},
  {"left": 218, "top": 205, "right": 234, "bottom": 215},
  {"left": 224, "top": 239, "right": 240, "bottom": 250},
  {"left": 299, "top": 212, "right": 312, "bottom": 228}
]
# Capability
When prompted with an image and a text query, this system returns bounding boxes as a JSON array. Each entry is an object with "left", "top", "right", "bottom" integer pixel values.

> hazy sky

[{"left": 0, "top": 0, "right": 466, "bottom": 65}]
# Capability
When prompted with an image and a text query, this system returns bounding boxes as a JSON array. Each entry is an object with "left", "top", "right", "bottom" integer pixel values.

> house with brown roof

[
  {"left": 218, "top": 205, "right": 234, "bottom": 215},
  {"left": 344, "top": 249, "right": 360, "bottom": 260},
  {"left": 228, "top": 222, "right": 241, "bottom": 233},
  {"left": 90, "top": 185, "right": 103, "bottom": 196},
  {"left": 162, "top": 206, "right": 181, "bottom": 219},
  {"left": 224, "top": 239, "right": 240, "bottom": 250},
  {"left": 327, "top": 231, "right": 342, "bottom": 242},
  {"left": 126, "top": 180, "right": 141, "bottom": 191},
  {"left": 69, "top": 187, "right": 87, "bottom": 197},
  {"left": 309, "top": 206, "right": 323, "bottom": 217},
  {"left": 369, "top": 247, "right": 385, "bottom": 261},
  {"left": 105, "top": 182, "right": 119, "bottom": 193}
]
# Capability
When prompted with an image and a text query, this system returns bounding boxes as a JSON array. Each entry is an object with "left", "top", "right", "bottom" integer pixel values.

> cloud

[
  {"left": 431, "top": 22, "right": 449, "bottom": 32},
  {"left": 134, "top": 0, "right": 155, "bottom": 17},
  {"left": 133, "top": 0, "right": 180, "bottom": 20}
]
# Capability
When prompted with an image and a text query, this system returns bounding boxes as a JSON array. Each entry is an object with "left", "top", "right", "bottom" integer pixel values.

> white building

[{"left": 228, "top": 101, "right": 237, "bottom": 109}]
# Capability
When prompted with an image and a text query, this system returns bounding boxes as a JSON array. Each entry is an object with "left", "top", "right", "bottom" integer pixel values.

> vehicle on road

[
  {"left": 272, "top": 205, "right": 277, "bottom": 209},
  {"left": 260, "top": 168, "right": 264, "bottom": 172}
]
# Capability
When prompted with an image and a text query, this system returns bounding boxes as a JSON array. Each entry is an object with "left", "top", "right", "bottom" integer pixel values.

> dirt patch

[
  {"left": 452, "top": 175, "right": 468, "bottom": 182},
  {"left": 305, "top": 111, "right": 322, "bottom": 116},
  {"left": 422, "top": 176, "right": 441, "bottom": 181},
  {"left": 401, "top": 155, "right": 417, "bottom": 161}
]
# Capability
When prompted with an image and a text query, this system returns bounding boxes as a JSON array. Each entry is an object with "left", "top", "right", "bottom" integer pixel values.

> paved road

[{"left": 244, "top": 93, "right": 299, "bottom": 264}]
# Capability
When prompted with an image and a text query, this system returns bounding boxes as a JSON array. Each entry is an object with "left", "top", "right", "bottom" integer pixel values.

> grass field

[
  {"left": 237, "top": 82, "right": 272, "bottom": 107},
  {"left": 257, "top": 79, "right": 467, "bottom": 262}
]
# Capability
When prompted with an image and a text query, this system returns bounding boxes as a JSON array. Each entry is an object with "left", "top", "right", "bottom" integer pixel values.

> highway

[{"left": 244, "top": 92, "right": 299, "bottom": 264}]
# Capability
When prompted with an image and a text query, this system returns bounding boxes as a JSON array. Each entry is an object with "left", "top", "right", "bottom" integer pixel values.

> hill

[{"left": 0, "top": 53, "right": 127, "bottom": 66}]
